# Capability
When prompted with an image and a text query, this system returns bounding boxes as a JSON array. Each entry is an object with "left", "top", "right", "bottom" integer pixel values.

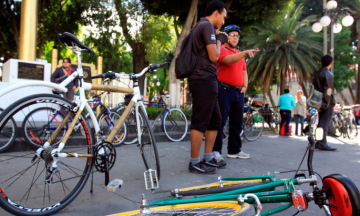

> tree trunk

[
  {"left": 300, "top": 82, "right": 308, "bottom": 98},
  {"left": 132, "top": 42, "right": 148, "bottom": 95},
  {"left": 280, "top": 70, "right": 286, "bottom": 95},
  {"left": 339, "top": 91, "right": 350, "bottom": 105},
  {"left": 268, "top": 91, "right": 276, "bottom": 107},
  {"left": 348, "top": 86, "right": 356, "bottom": 104},
  {"left": 168, "top": 0, "right": 199, "bottom": 107}
]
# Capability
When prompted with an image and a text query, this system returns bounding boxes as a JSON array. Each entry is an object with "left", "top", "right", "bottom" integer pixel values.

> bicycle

[
  {"left": 22, "top": 90, "right": 127, "bottom": 148},
  {"left": 0, "top": 108, "right": 16, "bottom": 152},
  {"left": 259, "top": 105, "right": 281, "bottom": 135},
  {"left": 117, "top": 106, "right": 360, "bottom": 216},
  {"left": 0, "top": 32, "right": 167, "bottom": 216},
  {"left": 342, "top": 105, "right": 358, "bottom": 139},
  {"left": 115, "top": 94, "right": 188, "bottom": 143},
  {"left": 328, "top": 111, "right": 343, "bottom": 137}
]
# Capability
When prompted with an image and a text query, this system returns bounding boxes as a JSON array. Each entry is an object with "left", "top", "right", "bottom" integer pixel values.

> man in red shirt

[{"left": 212, "top": 25, "right": 259, "bottom": 162}]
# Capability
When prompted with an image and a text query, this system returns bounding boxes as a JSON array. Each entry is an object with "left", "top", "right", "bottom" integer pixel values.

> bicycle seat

[
  {"left": 52, "top": 90, "right": 65, "bottom": 95},
  {"left": 58, "top": 32, "right": 95, "bottom": 55}
]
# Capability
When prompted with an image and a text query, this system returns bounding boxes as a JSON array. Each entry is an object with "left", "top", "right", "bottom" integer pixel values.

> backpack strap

[{"left": 216, "top": 46, "right": 229, "bottom": 73}]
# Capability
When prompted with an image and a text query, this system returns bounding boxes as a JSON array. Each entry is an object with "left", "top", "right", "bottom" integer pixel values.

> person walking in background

[
  {"left": 278, "top": 88, "right": 296, "bottom": 136},
  {"left": 187, "top": 0, "right": 228, "bottom": 174},
  {"left": 313, "top": 55, "right": 337, "bottom": 151},
  {"left": 294, "top": 90, "right": 306, "bottom": 136},
  {"left": 51, "top": 58, "right": 78, "bottom": 101}
]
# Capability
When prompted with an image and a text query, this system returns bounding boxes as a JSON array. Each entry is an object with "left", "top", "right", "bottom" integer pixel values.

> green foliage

[
  {"left": 243, "top": 4, "right": 323, "bottom": 94},
  {"left": 141, "top": 0, "right": 292, "bottom": 30},
  {"left": 0, "top": 0, "right": 96, "bottom": 62},
  {"left": 333, "top": 26, "right": 359, "bottom": 91}
]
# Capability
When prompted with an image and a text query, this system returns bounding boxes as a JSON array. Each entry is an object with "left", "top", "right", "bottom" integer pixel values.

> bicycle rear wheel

[
  {"left": 113, "top": 201, "right": 255, "bottom": 216},
  {"left": 329, "top": 117, "right": 342, "bottom": 137},
  {"left": 347, "top": 118, "right": 358, "bottom": 138},
  {"left": 243, "top": 112, "right": 263, "bottom": 142},
  {"left": 0, "top": 108, "right": 16, "bottom": 153},
  {"left": 0, "top": 94, "right": 95, "bottom": 216},
  {"left": 138, "top": 106, "right": 160, "bottom": 179},
  {"left": 98, "top": 110, "right": 127, "bottom": 147},
  {"left": 170, "top": 179, "right": 270, "bottom": 196},
  {"left": 272, "top": 112, "right": 281, "bottom": 135},
  {"left": 22, "top": 107, "right": 66, "bottom": 148},
  {"left": 163, "top": 108, "right": 188, "bottom": 142},
  {"left": 223, "top": 118, "right": 230, "bottom": 141}
]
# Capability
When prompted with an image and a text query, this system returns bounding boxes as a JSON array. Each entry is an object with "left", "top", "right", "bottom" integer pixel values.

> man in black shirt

[
  {"left": 313, "top": 55, "right": 337, "bottom": 151},
  {"left": 188, "top": 0, "right": 228, "bottom": 174}
]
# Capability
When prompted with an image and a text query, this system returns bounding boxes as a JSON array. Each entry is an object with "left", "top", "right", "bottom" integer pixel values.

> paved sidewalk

[{"left": 1, "top": 131, "right": 359, "bottom": 216}]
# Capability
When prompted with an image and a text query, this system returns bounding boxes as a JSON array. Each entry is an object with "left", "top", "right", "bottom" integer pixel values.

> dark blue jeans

[
  {"left": 280, "top": 110, "right": 292, "bottom": 133},
  {"left": 316, "top": 105, "right": 334, "bottom": 147},
  {"left": 213, "top": 84, "right": 244, "bottom": 154},
  {"left": 294, "top": 115, "right": 305, "bottom": 135}
]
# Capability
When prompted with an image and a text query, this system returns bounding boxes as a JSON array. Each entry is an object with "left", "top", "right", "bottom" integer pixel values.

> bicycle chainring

[{"left": 93, "top": 142, "right": 116, "bottom": 172}]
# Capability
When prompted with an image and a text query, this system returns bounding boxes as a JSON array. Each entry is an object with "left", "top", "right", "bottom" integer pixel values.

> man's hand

[
  {"left": 216, "top": 32, "right": 228, "bottom": 44},
  {"left": 241, "top": 87, "right": 247, "bottom": 94},
  {"left": 334, "top": 88, "right": 337, "bottom": 95},
  {"left": 72, "top": 86, "right": 76, "bottom": 91},
  {"left": 245, "top": 48, "right": 260, "bottom": 57},
  {"left": 317, "top": 108, "right": 321, "bottom": 112}
]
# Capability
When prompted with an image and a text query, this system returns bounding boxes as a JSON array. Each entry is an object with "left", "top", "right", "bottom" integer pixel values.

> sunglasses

[{"left": 229, "top": 33, "right": 240, "bottom": 38}]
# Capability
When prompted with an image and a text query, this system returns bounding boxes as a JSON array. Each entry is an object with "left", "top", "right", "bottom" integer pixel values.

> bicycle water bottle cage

[{"left": 144, "top": 169, "right": 159, "bottom": 193}]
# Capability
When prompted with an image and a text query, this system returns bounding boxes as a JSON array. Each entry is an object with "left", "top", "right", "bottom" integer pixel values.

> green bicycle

[{"left": 113, "top": 107, "right": 360, "bottom": 216}]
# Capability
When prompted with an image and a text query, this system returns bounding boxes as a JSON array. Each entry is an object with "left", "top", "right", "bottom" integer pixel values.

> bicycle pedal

[
  {"left": 107, "top": 179, "right": 123, "bottom": 192},
  {"left": 144, "top": 169, "right": 159, "bottom": 192}
]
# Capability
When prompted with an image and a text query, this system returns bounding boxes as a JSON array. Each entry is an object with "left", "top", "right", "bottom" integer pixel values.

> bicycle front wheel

[
  {"left": 113, "top": 201, "right": 255, "bottom": 216},
  {"left": 138, "top": 106, "right": 160, "bottom": 179},
  {"left": 347, "top": 118, "right": 358, "bottom": 138},
  {"left": 244, "top": 112, "right": 263, "bottom": 142},
  {"left": 163, "top": 108, "right": 188, "bottom": 142},
  {"left": 0, "top": 108, "right": 16, "bottom": 153},
  {"left": 170, "top": 179, "right": 270, "bottom": 196},
  {"left": 98, "top": 110, "right": 127, "bottom": 147},
  {"left": 0, "top": 94, "right": 95, "bottom": 216},
  {"left": 116, "top": 106, "right": 144, "bottom": 145}
]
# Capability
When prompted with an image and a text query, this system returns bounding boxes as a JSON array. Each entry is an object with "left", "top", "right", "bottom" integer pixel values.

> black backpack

[{"left": 175, "top": 23, "right": 206, "bottom": 79}]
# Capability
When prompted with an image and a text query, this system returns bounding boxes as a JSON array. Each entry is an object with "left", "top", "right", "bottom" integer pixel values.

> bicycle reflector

[{"left": 292, "top": 190, "right": 308, "bottom": 212}]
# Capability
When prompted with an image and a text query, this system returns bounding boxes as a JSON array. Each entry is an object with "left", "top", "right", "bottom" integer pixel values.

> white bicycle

[{"left": 0, "top": 32, "right": 167, "bottom": 216}]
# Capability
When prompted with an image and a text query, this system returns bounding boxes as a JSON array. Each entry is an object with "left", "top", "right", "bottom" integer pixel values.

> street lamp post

[{"left": 312, "top": 0, "right": 354, "bottom": 73}]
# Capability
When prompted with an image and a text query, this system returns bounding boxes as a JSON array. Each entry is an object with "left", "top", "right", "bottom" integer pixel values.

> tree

[
  {"left": 243, "top": 4, "right": 323, "bottom": 96},
  {"left": 0, "top": 0, "right": 95, "bottom": 63},
  {"left": 332, "top": 26, "right": 358, "bottom": 104}
]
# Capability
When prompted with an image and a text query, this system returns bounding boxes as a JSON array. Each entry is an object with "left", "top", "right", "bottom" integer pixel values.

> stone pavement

[{"left": 1, "top": 130, "right": 359, "bottom": 216}]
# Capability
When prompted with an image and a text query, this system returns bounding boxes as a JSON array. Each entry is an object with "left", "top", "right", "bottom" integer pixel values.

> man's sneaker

[
  {"left": 213, "top": 151, "right": 225, "bottom": 162},
  {"left": 227, "top": 151, "right": 250, "bottom": 159},
  {"left": 202, "top": 158, "right": 227, "bottom": 169},
  {"left": 188, "top": 162, "right": 217, "bottom": 174}
]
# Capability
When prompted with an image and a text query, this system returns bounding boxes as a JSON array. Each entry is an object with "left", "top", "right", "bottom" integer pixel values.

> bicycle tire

[
  {"left": 114, "top": 201, "right": 255, "bottom": 216},
  {"left": 138, "top": 106, "right": 160, "bottom": 179},
  {"left": 343, "top": 120, "right": 348, "bottom": 138},
  {"left": 223, "top": 118, "right": 230, "bottom": 141},
  {"left": 0, "top": 94, "right": 95, "bottom": 216},
  {"left": 98, "top": 110, "right": 127, "bottom": 147},
  {"left": 0, "top": 108, "right": 16, "bottom": 153},
  {"left": 244, "top": 112, "right": 263, "bottom": 142},
  {"left": 170, "top": 179, "right": 270, "bottom": 196},
  {"left": 329, "top": 118, "right": 342, "bottom": 137},
  {"left": 347, "top": 118, "right": 358, "bottom": 138},
  {"left": 163, "top": 108, "right": 188, "bottom": 142},
  {"left": 116, "top": 106, "right": 144, "bottom": 145},
  {"left": 22, "top": 107, "right": 66, "bottom": 148}
]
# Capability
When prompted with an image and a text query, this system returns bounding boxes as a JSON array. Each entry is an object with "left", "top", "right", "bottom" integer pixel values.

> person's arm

[
  {"left": 206, "top": 40, "right": 223, "bottom": 63},
  {"left": 292, "top": 97, "right": 296, "bottom": 107},
  {"left": 51, "top": 69, "right": 59, "bottom": 83},
  {"left": 278, "top": 96, "right": 281, "bottom": 106},
  {"left": 321, "top": 74, "right": 333, "bottom": 111},
  {"left": 241, "top": 60, "right": 248, "bottom": 93},
  {"left": 222, "top": 48, "right": 260, "bottom": 65}
]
